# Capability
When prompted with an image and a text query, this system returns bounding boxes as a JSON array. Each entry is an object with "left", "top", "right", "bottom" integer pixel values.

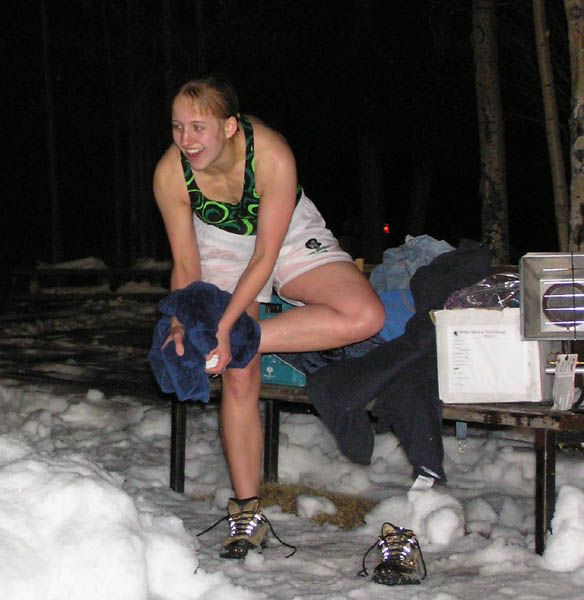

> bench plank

[{"left": 442, "top": 403, "right": 584, "bottom": 431}]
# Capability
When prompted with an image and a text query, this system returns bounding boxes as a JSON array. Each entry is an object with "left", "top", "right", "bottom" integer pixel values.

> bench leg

[
  {"left": 170, "top": 397, "right": 186, "bottom": 493},
  {"left": 534, "top": 429, "right": 556, "bottom": 555},
  {"left": 263, "top": 399, "right": 280, "bottom": 482}
]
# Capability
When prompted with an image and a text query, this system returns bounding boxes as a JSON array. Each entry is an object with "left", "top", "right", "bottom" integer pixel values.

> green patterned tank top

[{"left": 180, "top": 116, "right": 301, "bottom": 235}]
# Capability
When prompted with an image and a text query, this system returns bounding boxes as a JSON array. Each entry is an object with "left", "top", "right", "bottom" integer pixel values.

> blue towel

[
  {"left": 378, "top": 289, "right": 416, "bottom": 341},
  {"left": 148, "top": 281, "right": 261, "bottom": 402}
]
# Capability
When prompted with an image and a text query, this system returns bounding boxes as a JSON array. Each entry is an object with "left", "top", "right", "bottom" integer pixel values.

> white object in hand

[{"left": 205, "top": 355, "right": 219, "bottom": 369}]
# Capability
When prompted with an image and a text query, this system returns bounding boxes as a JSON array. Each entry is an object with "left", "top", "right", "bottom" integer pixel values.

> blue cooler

[{"left": 259, "top": 295, "right": 307, "bottom": 387}]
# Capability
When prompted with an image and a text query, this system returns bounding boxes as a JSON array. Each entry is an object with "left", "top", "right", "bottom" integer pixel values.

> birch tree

[
  {"left": 565, "top": 0, "right": 584, "bottom": 250},
  {"left": 533, "top": 0, "right": 570, "bottom": 251},
  {"left": 472, "top": 0, "right": 509, "bottom": 264}
]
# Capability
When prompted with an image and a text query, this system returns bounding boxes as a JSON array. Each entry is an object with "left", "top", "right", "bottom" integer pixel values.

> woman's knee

[
  {"left": 343, "top": 295, "right": 385, "bottom": 342},
  {"left": 222, "top": 359, "right": 261, "bottom": 400},
  {"left": 363, "top": 295, "right": 386, "bottom": 334}
]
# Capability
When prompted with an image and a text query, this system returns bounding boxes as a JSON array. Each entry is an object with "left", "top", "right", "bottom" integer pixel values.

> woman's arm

[
  {"left": 153, "top": 145, "right": 201, "bottom": 289},
  {"left": 209, "top": 123, "right": 298, "bottom": 371},
  {"left": 153, "top": 146, "right": 201, "bottom": 355}
]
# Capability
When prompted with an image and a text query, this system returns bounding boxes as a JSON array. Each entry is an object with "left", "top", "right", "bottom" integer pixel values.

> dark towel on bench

[
  {"left": 306, "top": 240, "right": 492, "bottom": 474},
  {"left": 148, "top": 281, "right": 261, "bottom": 403}
]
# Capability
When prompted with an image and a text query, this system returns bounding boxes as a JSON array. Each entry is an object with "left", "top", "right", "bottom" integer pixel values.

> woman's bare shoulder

[
  {"left": 154, "top": 145, "right": 184, "bottom": 186},
  {"left": 246, "top": 116, "right": 294, "bottom": 161},
  {"left": 153, "top": 145, "right": 187, "bottom": 203},
  {"left": 244, "top": 116, "right": 297, "bottom": 197},
  {"left": 155, "top": 144, "right": 181, "bottom": 173}
]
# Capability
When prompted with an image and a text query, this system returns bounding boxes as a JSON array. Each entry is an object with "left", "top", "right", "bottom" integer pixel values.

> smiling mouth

[{"left": 185, "top": 148, "right": 203, "bottom": 159}]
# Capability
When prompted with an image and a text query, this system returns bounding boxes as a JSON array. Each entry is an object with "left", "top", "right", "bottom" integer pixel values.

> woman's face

[{"left": 171, "top": 95, "right": 230, "bottom": 171}]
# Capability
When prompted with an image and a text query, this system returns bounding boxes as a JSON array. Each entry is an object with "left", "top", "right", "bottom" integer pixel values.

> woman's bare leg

[
  {"left": 220, "top": 354, "right": 262, "bottom": 498},
  {"left": 259, "top": 262, "right": 384, "bottom": 354},
  {"left": 220, "top": 301, "right": 262, "bottom": 499},
  {"left": 219, "top": 264, "right": 383, "bottom": 497}
]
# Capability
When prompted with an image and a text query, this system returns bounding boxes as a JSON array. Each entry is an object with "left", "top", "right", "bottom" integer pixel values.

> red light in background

[{"left": 383, "top": 223, "right": 390, "bottom": 235}]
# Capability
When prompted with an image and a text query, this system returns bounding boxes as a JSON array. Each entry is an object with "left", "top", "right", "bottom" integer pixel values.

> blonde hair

[{"left": 175, "top": 74, "right": 240, "bottom": 119}]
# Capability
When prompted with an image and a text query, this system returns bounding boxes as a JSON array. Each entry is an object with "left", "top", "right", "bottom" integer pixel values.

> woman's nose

[{"left": 181, "top": 129, "right": 194, "bottom": 145}]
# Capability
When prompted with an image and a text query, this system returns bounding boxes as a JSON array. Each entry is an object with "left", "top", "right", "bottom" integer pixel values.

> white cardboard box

[{"left": 434, "top": 308, "right": 557, "bottom": 403}]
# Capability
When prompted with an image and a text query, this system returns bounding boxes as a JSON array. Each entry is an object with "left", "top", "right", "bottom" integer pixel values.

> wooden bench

[{"left": 169, "top": 379, "right": 584, "bottom": 555}]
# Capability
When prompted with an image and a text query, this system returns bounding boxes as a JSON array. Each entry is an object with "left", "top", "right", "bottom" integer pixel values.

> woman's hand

[
  {"left": 206, "top": 327, "right": 232, "bottom": 374},
  {"left": 162, "top": 322, "right": 186, "bottom": 356}
]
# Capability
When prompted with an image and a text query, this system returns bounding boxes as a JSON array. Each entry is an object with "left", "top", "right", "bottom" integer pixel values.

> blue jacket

[{"left": 148, "top": 281, "right": 261, "bottom": 402}]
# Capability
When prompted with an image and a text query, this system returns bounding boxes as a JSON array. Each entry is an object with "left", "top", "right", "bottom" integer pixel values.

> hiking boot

[
  {"left": 359, "top": 522, "right": 427, "bottom": 585},
  {"left": 220, "top": 496, "right": 269, "bottom": 559},
  {"left": 196, "top": 496, "right": 296, "bottom": 559}
]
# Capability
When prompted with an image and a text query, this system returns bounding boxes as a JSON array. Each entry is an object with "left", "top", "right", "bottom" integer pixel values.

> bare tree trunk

[
  {"left": 354, "top": 0, "right": 385, "bottom": 263},
  {"left": 406, "top": 129, "right": 434, "bottom": 236},
  {"left": 100, "top": 3, "right": 124, "bottom": 266},
  {"left": 137, "top": 140, "right": 156, "bottom": 259},
  {"left": 40, "top": 0, "right": 62, "bottom": 263},
  {"left": 196, "top": 0, "right": 206, "bottom": 72},
  {"left": 126, "top": 0, "right": 138, "bottom": 265},
  {"left": 565, "top": 0, "right": 584, "bottom": 250},
  {"left": 162, "top": 0, "right": 174, "bottom": 106},
  {"left": 472, "top": 0, "right": 509, "bottom": 264},
  {"left": 533, "top": 0, "right": 570, "bottom": 251},
  {"left": 358, "top": 102, "right": 386, "bottom": 264}
]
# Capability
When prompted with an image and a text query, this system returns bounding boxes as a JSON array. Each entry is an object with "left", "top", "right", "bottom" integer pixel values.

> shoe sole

[
  {"left": 372, "top": 573, "right": 422, "bottom": 586},
  {"left": 220, "top": 538, "right": 268, "bottom": 560}
]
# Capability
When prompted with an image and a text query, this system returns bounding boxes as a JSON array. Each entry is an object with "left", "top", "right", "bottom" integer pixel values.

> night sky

[{"left": 3, "top": 0, "right": 569, "bottom": 278}]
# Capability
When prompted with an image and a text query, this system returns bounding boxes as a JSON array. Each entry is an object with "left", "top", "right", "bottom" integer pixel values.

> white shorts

[{"left": 194, "top": 192, "right": 353, "bottom": 304}]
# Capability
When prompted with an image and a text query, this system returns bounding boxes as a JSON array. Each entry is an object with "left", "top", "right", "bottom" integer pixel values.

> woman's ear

[{"left": 224, "top": 116, "right": 239, "bottom": 139}]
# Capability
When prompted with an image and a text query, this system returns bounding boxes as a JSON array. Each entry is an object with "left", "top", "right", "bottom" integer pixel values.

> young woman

[{"left": 154, "top": 74, "right": 384, "bottom": 558}]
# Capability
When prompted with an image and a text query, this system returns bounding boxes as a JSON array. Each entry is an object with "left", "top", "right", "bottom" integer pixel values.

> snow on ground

[{"left": 1, "top": 294, "right": 584, "bottom": 599}]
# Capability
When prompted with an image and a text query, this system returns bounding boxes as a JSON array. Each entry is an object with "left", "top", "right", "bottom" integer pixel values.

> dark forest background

[{"left": 1, "top": 0, "right": 571, "bottom": 276}]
